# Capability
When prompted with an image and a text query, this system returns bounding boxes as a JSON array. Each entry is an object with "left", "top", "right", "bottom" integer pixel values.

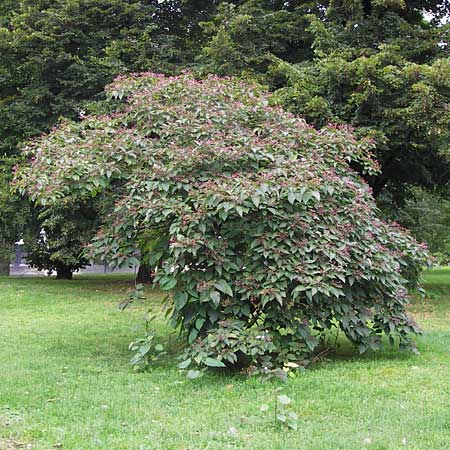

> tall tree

[
  {"left": 198, "top": 0, "right": 450, "bottom": 202},
  {"left": 0, "top": 0, "right": 223, "bottom": 274},
  {"left": 0, "top": 0, "right": 160, "bottom": 156},
  {"left": 198, "top": 1, "right": 322, "bottom": 77},
  {"left": 22, "top": 204, "right": 99, "bottom": 279}
]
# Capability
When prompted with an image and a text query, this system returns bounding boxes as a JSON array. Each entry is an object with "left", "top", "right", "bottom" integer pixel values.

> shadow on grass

[{"left": 3, "top": 273, "right": 448, "bottom": 383}]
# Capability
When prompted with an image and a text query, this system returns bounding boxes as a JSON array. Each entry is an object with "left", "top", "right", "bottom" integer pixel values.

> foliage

[
  {"left": 129, "top": 310, "right": 166, "bottom": 372},
  {"left": 198, "top": 1, "right": 450, "bottom": 201},
  {"left": 15, "top": 73, "right": 430, "bottom": 370},
  {"left": 270, "top": 29, "right": 450, "bottom": 200},
  {"left": 197, "top": 1, "right": 318, "bottom": 77},
  {"left": 179, "top": 320, "right": 278, "bottom": 375},
  {"left": 0, "top": 0, "right": 183, "bottom": 157},
  {"left": 4, "top": 0, "right": 447, "bottom": 166},
  {"left": 1, "top": 0, "right": 224, "bottom": 274},
  {"left": 0, "top": 0, "right": 244, "bottom": 157},
  {"left": 380, "top": 188, "right": 450, "bottom": 264},
  {"left": 275, "top": 394, "right": 298, "bottom": 431},
  {"left": 2, "top": 0, "right": 449, "bottom": 277},
  {"left": 119, "top": 282, "right": 146, "bottom": 311},
  {"left": 0, "top": 157, "right": 29, "bottom": 264},
  {"left": 259, "top": 391, "right": 298, "bottom": 430},
  {"left": 178, "top": 319, "right": 307, "bottom": 379},
  {"left": 0, "top": 0, "right": 178, "bottom": 275}
]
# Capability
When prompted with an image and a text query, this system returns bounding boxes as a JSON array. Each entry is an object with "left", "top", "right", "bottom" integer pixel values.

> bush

[
  {"left": 15, "top": 73, "right": 429, "bottom": 371},
  {"left": 380, "top": 188, "right": 450, "bottom": 265}
]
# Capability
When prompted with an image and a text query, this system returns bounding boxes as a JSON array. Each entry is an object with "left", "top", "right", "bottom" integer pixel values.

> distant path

[{"left": 10, "top": 264, "right": 135, "bottom": 277}]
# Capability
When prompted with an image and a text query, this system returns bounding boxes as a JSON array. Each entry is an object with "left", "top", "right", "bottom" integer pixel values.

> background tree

[
  {"left": 197, "top": 1, "right": 320, "bottom": 76},
  {"left": 0, "top": 0, "right": 177, "bottom": 275},
  {"left": 199, "top": 1, "right": 450, "bottom": 203},
  {"left": 0, "top": 157, "right": 29, "bottom": 275},
  {"left": 271, "top": 48, "right": 450, "bottom": 201},
  {"left": 380, "top": 188, "right": 450, "bottom": 264},
  {"left": 23, "top": 204, "right": 99, "bottom": 279},
  {"left": 0, "top": 0, "right": 158, "bottom": 157},
  {"left": 0, "top": 0, "right": 237, "bottom": 276}
]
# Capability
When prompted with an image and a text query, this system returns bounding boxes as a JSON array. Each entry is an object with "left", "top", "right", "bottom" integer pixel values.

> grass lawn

[{"left": 1, "top": 270, "right": 449, "bottom": 450}]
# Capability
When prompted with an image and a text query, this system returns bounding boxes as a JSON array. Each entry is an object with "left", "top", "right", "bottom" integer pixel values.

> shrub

[
  {"left": 128, "top": 311, "right": 166, "bottom": 372},
  {"left": 15, "top": 73, "right": 429, "bottom": 371}
]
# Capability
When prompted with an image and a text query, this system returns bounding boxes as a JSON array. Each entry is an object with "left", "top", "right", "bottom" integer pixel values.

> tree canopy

[
  {"left": 2, "top": 0, "right": 449, "bottom": 272},
  {"left": 272, "top": 46, "right": 450, "bottom": 200},
  {"left": 199, "top": 0, "right": 450, "bottom": 201}
]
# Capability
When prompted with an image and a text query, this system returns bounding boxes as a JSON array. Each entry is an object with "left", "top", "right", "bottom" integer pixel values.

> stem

[{"left": 274, "top": 392, "right": 277, "bottom": 426}]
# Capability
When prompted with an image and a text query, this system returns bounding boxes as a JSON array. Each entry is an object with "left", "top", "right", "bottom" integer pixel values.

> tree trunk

[
  {"left": 56, "top": 266, "right": 73, "bottom": 280},
  {"left": 136, "top": 263, "right": 153, "bottom": 284},
  {"left": 363, "top": 172, "right": 387, "bottom": 199},
  {"left": 0, "top": 259, "right": 10, "bottom": 276},
  {"left": 361, "top": 0, "right": 372, "bottom": 16}
]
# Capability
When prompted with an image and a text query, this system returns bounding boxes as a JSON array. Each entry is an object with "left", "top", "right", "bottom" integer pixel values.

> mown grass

[{"left": 0, "top": 270, "right": 449, "bottom": 450}]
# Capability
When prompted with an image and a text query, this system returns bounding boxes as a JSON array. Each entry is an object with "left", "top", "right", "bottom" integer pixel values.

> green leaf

[
  {"left": 210, "top": 290, "right": 221, "bottom": 306},
  {"left": 251, "top": 195, "right": 260, "bottom": 207},
  {"left": 287, "top": 192, "right": 296, "bottom": 204},
  {"left": 195, "top": 317, "right": 206, "bottom": 330},
  {"left": 174, "top": 291, "right": 188, "bottom": 310},
  {"left": 160, "top": 277, "right": 177, "bottom": 291},
  {"left": 287, "top": 419, "right": 298, "bottom": 430},
  {"left": 178, "top": 358, "right": 191, "bottom": 369},
  {"left": 204, "top": 357, "right": 226, "bottom": 368},
  {"left": 188, "top": 328, "right": 198, "bottom": 344},
  {"left": 214, "top": 280, "right": 233, "bottom": 297}
]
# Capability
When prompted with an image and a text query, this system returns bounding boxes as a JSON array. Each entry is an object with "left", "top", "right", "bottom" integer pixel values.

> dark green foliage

[
  {"left": 198, "top": 1, "right": 319, "bottom": 76},
  {"left": 268, "top": 4, "right": 450, "bottom": 199},
  {"left": 272, "top": 51, "right": 450, "bottom": 200},
  {"left": 0, "top": 0, "right": 157, "bottom": 156},
  {"left": 381, "top": 188, "right": 450, "bottom": 264},
  {"left": 198, "top": 1, "right": 450, "bottom": 201},
  {"left": 15, "top": 74, "right": 430, "bottom": 371},
  {"left": 0, "top": 157, "right": 29, "bottom": 273},
  {"left": 179, "top": 320, "right": 278, "bottom": 373}
]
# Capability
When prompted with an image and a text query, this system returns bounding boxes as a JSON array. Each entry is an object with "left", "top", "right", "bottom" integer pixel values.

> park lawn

[{"left": 0, "top": 271, "right": 449, "bottom": 450}]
